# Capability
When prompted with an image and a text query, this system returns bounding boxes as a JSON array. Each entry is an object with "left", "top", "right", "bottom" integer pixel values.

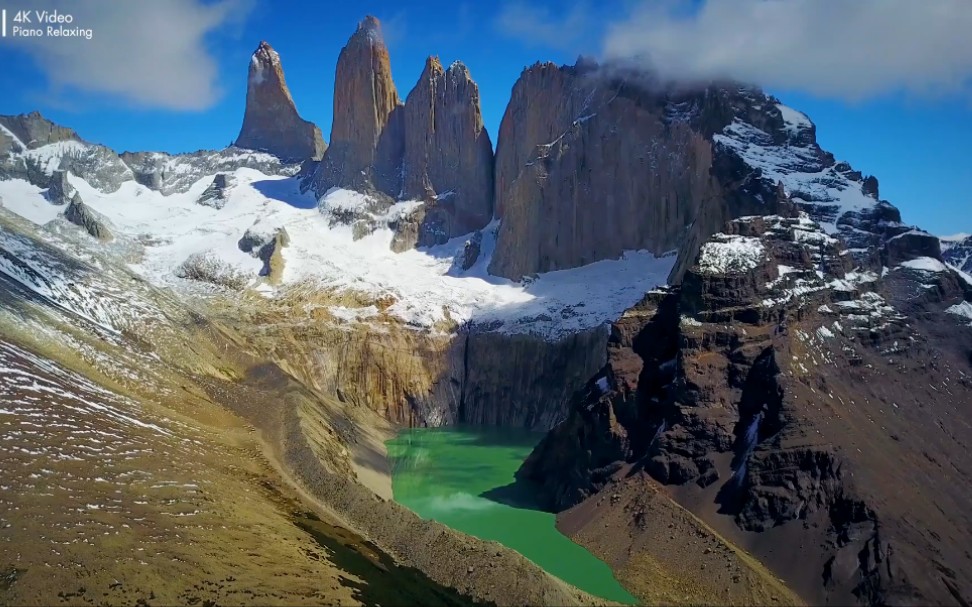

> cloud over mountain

[{"left": 602, "top": 0, "right": 972, "bottom": 100}]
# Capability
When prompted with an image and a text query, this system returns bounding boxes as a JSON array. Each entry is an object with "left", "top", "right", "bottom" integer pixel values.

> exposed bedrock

[
  {"left": 489, "top": 62, "right": 805, "bottom": 282},
  {"left": 399, "top": 57, "right": 495, "bottom": 247},
  {"left": 235, "top": 41, "right": 326, "bottom": 161},
  {"left": 244, "top": 316, "right": 606, "bottom": 431},
  {"left": 64, "top": 193, "right": 113, "bottom": 241},
  {"left": 519, "top": 210, "right": 972, "bottom": 606},
  {"left": 312, "top": 16, "right": 404, "bottom": 197}
]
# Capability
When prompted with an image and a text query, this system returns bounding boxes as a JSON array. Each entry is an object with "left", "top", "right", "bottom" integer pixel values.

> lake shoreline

[{"left": 385, "top": 426, "right": 637, "bottom": 605}]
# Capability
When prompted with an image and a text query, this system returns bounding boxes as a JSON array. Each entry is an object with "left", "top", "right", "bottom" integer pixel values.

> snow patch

[
  {"left": 946, "top": 301, "right": 972, "bottom": 325},
  {"left": 698, "top": 234, "right": 765, "bottom": 274},
  {"left": 776, "top": 103, "right": 812, "bottom": 135},
  {"left": 900, "top": 257, "right": 947, "bottom": 273},
  {"left": 0, "top": 179, "right": 62, "bottom": 225}
]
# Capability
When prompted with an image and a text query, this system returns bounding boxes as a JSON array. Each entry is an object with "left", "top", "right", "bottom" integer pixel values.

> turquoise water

[{"left": 386, "top": 427, "right": 637, "bottom": 604}]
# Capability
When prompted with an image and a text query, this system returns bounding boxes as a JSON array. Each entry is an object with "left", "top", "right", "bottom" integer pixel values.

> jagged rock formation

[
  {"left": 399, "top": 57, "right": 494, "bottom": 246},
  {"left": 0, "top": 112, "right": 299, "bottom": 198},
  {"left": 943, "top": 234, "right": 972, "bottom": 273},
  {"left": 312, "top": 16, "right": 404, "bottom": 197},
  {"left": 309, "top": 20, "right": 495, "bottom": 252},
  {"left": 197, "top": 173, "right": 234, "bottom": 209},
  {"left": 452, "top": 230, "right": 483, "bottom": 273},
  {"left": 520, "top": 207, "right": 972, "bottom": 605},
  {"left": 45, "top": 170, "right": 75, "bottom": 206},
  {"left": 119, "top": 148, "right": 296, "bottom": 195},
  {"left": 64, "top": 193, "right": 113, "bottom": 241},
  {"left": 235, "top": 41, "right": 326, "bottom": 161}
]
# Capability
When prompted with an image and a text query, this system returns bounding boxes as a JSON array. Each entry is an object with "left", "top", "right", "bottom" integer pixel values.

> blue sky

[{"left": 0, "top": 0, "right": 969, "bottom": 236}]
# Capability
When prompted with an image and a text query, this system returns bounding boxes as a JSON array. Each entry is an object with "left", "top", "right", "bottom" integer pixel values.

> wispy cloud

[
  {"left": 603, "top": 0, "right": 972, "bottom": 100},
  {"left": 494, "top": 1, "right": 594, "bottom": 52},
  {"left": 3, "top": 0, "right": 253, "bottom": 111}
]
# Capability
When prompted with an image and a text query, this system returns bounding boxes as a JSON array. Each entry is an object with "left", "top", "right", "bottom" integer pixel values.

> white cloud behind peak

[
  {"left": 5, "top": 0, "right": 252, "bottom": 111},
  {"left": 603, "top": 0, "right": 972, "bottom": 100}
]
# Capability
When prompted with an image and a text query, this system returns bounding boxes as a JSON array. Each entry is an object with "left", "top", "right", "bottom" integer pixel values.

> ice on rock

[{"left": 698, "top": 234, "right": 766, "bottom": 274}]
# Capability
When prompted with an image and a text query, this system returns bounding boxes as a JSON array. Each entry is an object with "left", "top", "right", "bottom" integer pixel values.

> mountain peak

[
  {"left": 252, "top": 40, "right": 281, "bottom": 68},
  {"left": 424, "top": 55, "right": 444, "bottom": 75},
  {"left": 354, "top": 15, "right": 384, "bottom": 43},
  {"left": 312, "top": 16, "right": 403, "bottom": 194},
  {"left": 235, "top": 40, "right": 325, "bottom": 161}
]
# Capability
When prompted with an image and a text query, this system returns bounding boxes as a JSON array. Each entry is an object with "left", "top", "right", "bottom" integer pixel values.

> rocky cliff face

[
  {"left": 520, "top": 206, "right": 972, "bottom": 605},
  {"left": 0, "top": 111, "right": 79, "bottom": 154},
  {"left": 488, "top": 63, "right": 903, "bottom": 283},
  {"left": 64, "top": 193, "right": 113, "bottom": 241},
  {"left": 242, "top": 306, "right": 607, "bottom": 431},
  {"left": 489, "top": 63, "right": 804, "bottom": 281},
  {"left": 399, "top": 58, "right": 494, "bottom": 246},
  {"left": 235, "top": 41, "right": 326, "bottom": 161},
  {"left": 312, "top": 16, "right": 404, "bottom": 197}
]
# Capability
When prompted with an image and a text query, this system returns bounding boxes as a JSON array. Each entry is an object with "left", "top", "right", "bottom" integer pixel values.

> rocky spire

[
  {"left": 313, "top": 16, "right": 405, "bottom": 196},
  {"left": 235, "top": 41, "right": 326, "bottom": 161},
  {"left": 401, "top": 57, "right": 494, "bottom": 245}
]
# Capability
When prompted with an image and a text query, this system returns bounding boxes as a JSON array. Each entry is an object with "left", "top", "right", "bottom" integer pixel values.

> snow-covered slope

[
  {"left": 713, "top": 97, "right": 897, "bottom": 247},
  {"left": 0, "top": 164, "right": 675, "bottom": 339}
]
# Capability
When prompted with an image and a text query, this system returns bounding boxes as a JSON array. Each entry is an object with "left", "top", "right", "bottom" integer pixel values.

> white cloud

[
  {"left": 3, "top": 0, "right": 252, "bottom": 111},
  {"left": 603, "top": 0, "right": 972, "bottom": 100},
  {"left": 495, "top": 2, "right": 592, "bottom": 52}
]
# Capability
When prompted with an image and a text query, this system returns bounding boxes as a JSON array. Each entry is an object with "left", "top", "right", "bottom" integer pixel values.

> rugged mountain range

[{"left": 1, "top": 13, "right": 971, "bottom": 607}]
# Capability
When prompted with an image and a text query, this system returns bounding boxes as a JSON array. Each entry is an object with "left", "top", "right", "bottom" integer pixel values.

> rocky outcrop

[
  {"left": 400, "top": 57, "right": 494, "bottom": 246},
  {"left": 235, "top": 41, "right": 326, "bottom": 161},
  {"left": 520, "top": 208, "right": 972, "bottom": 605},
  {"left": 197, "top": 173, "right": 233, "bottom": 209},
  {"left": 883, "top": 228, "right": 942, "bottom": 266},
  {"left": 0, "top": 111, "right": 79, "bottom": 152},
  {"left": 312, "top": 16, "right": 404, "bottom": 197},
  {"left": 45, "top": 171, "right": 76, "bottom": 206},
  {"left": 451, "top": 231, "right": 483, "bottom": 273},
  {"left": 239, "top": 225, "right": 289, "bottom": 284},
  {"left": 64, "top": 193, "right": 113, "bottom": 241}
]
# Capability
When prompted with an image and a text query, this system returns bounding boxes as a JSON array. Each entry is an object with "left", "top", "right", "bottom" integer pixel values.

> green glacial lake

[{"left": 386, "top": 427, "right": 637, "bottom": 604}]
